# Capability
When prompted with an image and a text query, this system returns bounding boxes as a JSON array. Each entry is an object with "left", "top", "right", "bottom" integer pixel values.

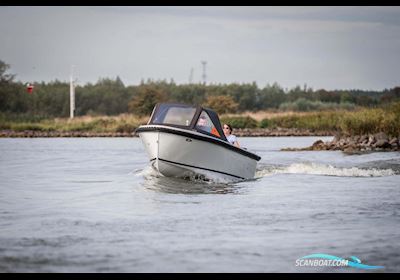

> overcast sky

[{"left": 1, "top": 6, "right": 400, "bottom": 90}]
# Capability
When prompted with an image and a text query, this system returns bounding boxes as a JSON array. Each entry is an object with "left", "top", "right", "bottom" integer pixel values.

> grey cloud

[{"left": 0, "top": 6, "right": 399, "bottom": 90}]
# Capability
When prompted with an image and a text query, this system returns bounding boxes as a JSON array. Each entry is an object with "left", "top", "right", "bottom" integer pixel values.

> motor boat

[{"left": 135, "top": 103, "right": 261, "bottom": 182}]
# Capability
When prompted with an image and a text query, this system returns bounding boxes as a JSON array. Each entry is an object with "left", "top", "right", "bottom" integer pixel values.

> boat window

[
  {"left": 152, "top": 104, "right": 197, "bottom": 126},
  {"left": 196, "top": 111, "right": 221, "bottom": 138}
]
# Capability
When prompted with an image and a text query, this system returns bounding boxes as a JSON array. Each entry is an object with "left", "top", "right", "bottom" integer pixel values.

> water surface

[{"left": 0, "top": 137, "right": 399, "bottom": 272}]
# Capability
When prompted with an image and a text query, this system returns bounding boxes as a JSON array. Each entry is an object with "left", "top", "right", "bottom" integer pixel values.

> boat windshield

[
  {"left": 151, "top": 104, "right": 197, "bottom": 127},
  {"left": 195, "top": 111, "right": 221, "bottom": 138}
]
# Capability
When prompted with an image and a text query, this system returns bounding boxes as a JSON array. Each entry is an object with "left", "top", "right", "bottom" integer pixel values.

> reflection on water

[{"left": 139, "top": 167, "right": 241, "bottom": 194}]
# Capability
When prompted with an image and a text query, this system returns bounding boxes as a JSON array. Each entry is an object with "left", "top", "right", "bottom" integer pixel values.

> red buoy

[{"left": 26, "top": 83, "right": 34, "bottom": 94}]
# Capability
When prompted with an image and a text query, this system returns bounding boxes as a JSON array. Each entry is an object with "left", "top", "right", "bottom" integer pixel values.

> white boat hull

[{"left": 138, "top": 126, "right": 259, "bottom": 181}]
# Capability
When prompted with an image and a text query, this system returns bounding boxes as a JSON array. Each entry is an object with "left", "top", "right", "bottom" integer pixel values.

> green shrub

[
  {"left": 337, "top": 107, "right": 400, "bottom": 136},
  {"left": 220, "top": 116, "right": 258, "bottom": 129},
  {"left": 0, "top": 113, "right": 50, "bottom": 123},
  {"left": 339, "top": 109, "right": 383, "bottom": 135},
  {"left": 62, "top": 122, "right": 97, "bottom": 132},
  {"left": 260, "top": 112, "right": 341, "bottom": 131},
  {"left": 295, "top": 112, "right": 340, "bottom": 131},
  {"left": 115, "top": 123, "right": 137, "bottom": 133},
  {"left": 279, "top": 98, "right": 356, "bottom": 112},
  {"left": 0, "top": 121, "right": 11, "bottom": 130},
  {"left": 11, "top": 123, "right": 45, "bottom": 131},
  {"left": 259, "top": 118, "right": 271, "bottom": 128}
]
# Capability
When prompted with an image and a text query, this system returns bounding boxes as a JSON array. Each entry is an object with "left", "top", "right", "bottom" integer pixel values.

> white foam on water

[
  {"left": 256, "top": 162, "right": 396, "bottom": 178},
  {"left": 133, "top": 166, "right": 159, "bottom": 178},
  {"left": 137, "top": 165, "right": 235, "bottom": 185}
]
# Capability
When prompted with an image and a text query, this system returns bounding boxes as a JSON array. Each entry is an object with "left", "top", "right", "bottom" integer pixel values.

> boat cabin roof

[{"left": 148, "top": 103, "right": 228, "bottom": 142}]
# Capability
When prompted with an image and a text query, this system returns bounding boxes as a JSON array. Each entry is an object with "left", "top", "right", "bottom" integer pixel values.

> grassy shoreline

[
  {"left": 0, "top": 114, "right": 147, "bottom": 134},
  {"left": 0, "top": 128, "right": 333, "bottom": 138},
  {"left": 1, "top": 103, "right": 399, "bottom": 138}
]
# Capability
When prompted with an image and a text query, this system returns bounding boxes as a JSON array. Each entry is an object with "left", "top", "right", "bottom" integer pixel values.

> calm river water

[{"left": 0, "top": 137, "right": 399, "bottom": 272}]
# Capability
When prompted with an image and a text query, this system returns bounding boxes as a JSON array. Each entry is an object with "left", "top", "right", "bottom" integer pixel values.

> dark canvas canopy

[{"left": 148, "top": 103, "right": 227, "bottom": 142}]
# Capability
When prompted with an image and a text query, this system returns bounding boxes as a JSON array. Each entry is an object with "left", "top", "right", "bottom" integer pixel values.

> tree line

[{"left": 1, "top": 60, "right": 399, "bottom": 119}]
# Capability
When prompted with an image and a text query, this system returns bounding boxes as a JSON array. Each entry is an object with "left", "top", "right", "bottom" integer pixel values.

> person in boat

[
  {"left": 223, "top": 123, "right": 240, "bottom": 148},
  {"left": 196, "top": 114, "right": 221, "bottom": 137},
  {"left": 197, "top": 115, "right": 208, "bottom": 127},
  {"left": 196, "top": 115, "right": 211, "bottom": 133}
]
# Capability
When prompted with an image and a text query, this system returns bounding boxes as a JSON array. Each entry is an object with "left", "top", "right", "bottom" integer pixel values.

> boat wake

[
  {"left": 133, "top": 160, "right": 397, "bottom": 193},
  {"left": 256, "top": 162, "right": 397, "bottom": 178}
]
